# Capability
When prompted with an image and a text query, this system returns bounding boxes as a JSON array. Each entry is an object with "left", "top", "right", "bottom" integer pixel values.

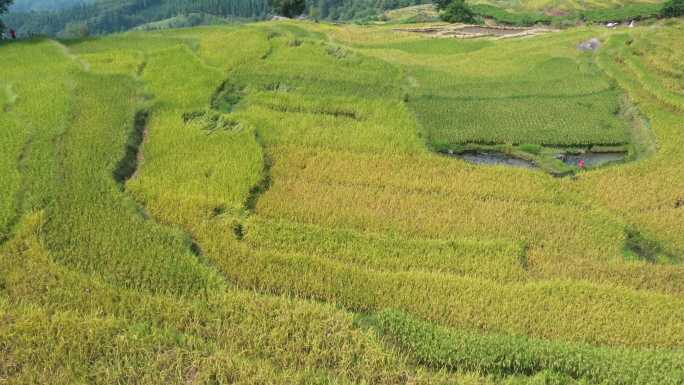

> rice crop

[{"left": 1, "top": 17, "right": 683, "bottom": 385}]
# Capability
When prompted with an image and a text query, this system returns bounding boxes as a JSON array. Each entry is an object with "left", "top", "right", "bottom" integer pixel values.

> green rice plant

[
  {"left": 618, "top": 32, "right": 684, "bottom": 111},
  {"left": 125, "top": 44, "right": 264, "bottom": 222},
  {"left": 375, "top": 309, "right": 684, "bottom": 385},
  {"left": 413, "top": 89, "right": 630, "bottom": 146},
  {"left": 397, "top": 41, "right": 631, "bottom": 146},
  {"left": 0, "top": 40, "right": 76, "bottom": 241},
  {"left": 519, "top": 144, "right": 543, "bottom": 155}
]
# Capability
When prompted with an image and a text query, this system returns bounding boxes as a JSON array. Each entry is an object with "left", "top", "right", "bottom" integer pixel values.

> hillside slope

[
  {"left": 1, "top": 19, "right": 683, "bottom": 385},
  {"left": 9, "top": 0, "right": 93, "bottom": 12}
]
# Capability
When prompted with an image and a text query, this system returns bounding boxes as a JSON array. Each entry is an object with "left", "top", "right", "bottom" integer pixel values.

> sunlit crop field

[{"left": 1, "top": 17, "right": 683, "bottom": 385}]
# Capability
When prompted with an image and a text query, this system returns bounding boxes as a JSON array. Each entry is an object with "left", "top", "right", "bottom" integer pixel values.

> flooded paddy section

[
  {"left": 395, "top": 24, "right": 557, "bottom": 39},
  {"left": 559, "top": 152, "right": 627, "bottom": 168},
  {"left": 441, "top": 146, "right": 629, "bottom": 176},
  {"left": 448, "top": 151, "right": 538, "bottom": 169}
]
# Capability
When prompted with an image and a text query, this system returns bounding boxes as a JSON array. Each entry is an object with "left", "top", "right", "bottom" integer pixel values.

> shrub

[
  {"left": 440, "top": 0, "right": 476, "bottom": 23},
  {"left": 581, "top": 3, "right": 662, "bottom": 22},
  {"left": 0, "top": 0, "right": 11, "bottom": 33},
  {"left": 269, "top": 0, "right": 306, "bottom": 18},
  {"left": 433, "top": 0, "right": 452, "bottom": 11},
  {"left": 661, "top": 0, "right": 684, "bottom": 18},
  {"left": 470, "top": 4, "right": 551, "bottom": 26}
]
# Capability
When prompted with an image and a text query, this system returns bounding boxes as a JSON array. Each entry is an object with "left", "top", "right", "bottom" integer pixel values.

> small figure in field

[
  {"left": 578, "top": 159, "right": 586, "bottom": 169},
  {"left": 10, "top": 29, "right": 16, "bottom": 39}
]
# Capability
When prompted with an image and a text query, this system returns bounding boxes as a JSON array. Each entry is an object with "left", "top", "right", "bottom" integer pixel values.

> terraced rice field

[
  {"left": 468, "top": 0, "right": 662, "bottom": 14},
  {"left": 0, "top": 18, "right": 683, "bottom": 385}
]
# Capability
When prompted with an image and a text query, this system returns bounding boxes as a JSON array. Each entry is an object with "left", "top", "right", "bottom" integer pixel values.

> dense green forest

[
  {"left": 2, "top": 0, "right": 427, "bottom": 36},
  {"left": 10, "top": 0, "right": 92, "bottom": 12},
  {"left": 3, "top": 0, "right": 270, "bottom": 36}
]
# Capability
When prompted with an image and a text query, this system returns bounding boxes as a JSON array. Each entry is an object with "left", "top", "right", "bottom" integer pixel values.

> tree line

[
  {"left": 10, "top": 0, "right": 91, "bottom": 13},
  {"left": 3, "top": 0, "right": 270, "bottom": 36},
  {"left": 2, "top": 0, "right": 427, "bottom": 37},
  {"left": 1, "top": 0, "right": 12, "bottom": 33}
]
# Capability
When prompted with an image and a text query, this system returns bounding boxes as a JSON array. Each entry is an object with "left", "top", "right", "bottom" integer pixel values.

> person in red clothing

[
  {"left": 10, "top": 29, "right": 16, "bottom": 39},
  {"left": 578, "top": 159, "right": 586, "bottom": 169}
]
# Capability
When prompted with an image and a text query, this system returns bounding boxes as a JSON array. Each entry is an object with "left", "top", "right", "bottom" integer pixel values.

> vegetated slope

[
  {"left": 474, "top": 0, "right": 662, "bottom": 14},
  {"left": 356, "top": 28, "right": 643, "bottom": 176},
  {"left": 383, "top": 4, "right": 440, "bottom": 22},
  {"left": 1, "top": 19, "right": 684, "bottom": 384},
  {"left": 3, "top": 0, "right": 428, "bottom": 37},
  {"left": 404, "top": 38, "right": 629, "bottom": 146},
  {"left": 3, "top": 0, "right": 270, "bottom": 36},
  {"left": 0, "top": 40, "right": 74, "bottom": 243},
  {"left": 573, "top": 21, "right": 684, "bottom": 267},
  {"left": 383, "top": 2, "right": 665, "bottom": 26},
  {"left": 0, "top": 33, "right": 468, "bottom": 385}
]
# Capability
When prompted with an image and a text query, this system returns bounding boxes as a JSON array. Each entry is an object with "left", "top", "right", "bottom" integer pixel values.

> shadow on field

[{"left": 113, "top": 110, "right": 149, "bottom": 186}]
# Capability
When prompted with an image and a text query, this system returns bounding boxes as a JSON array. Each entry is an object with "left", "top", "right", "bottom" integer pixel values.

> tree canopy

[
  {"left": 433, "top": 0, "right": 451, "bottom": 10},
  {"left": 0, "top": 0, "right": 12, "bottom": 14},
  {"left": 4, "top": 0, "right": 430, "bottom": 36},
  {"left": 10, "top": 0, "right": 88, "bottom": 12},
  {"left": 1, "top": 0, "right": 13, "bottom": 32},
  {"left": 661, "top": 0, "right": 684, "bottom": 17},
  {"left": 439, "top": 0, "right": 475, "bottom": 23},
  {"left": 270, "top": 0, "right": 306, "bottom": 17}
]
